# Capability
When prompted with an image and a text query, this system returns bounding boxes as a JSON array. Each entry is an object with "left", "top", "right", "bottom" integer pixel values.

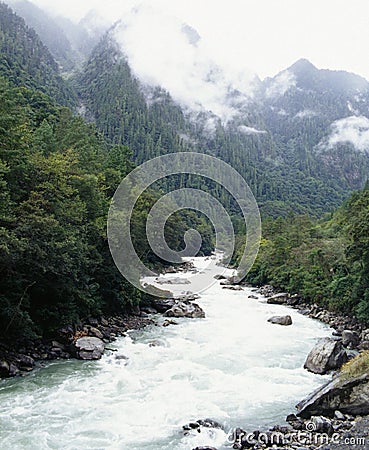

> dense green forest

[{"left": 237, "top": 186, "right": 369, "bottom": 322}]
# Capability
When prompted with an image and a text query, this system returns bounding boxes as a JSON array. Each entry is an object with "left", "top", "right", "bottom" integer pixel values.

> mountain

[
  {"left": 0, "top": 2, "right": 76, "bottom": 106},
  {"left": 7, "top": 0, "right": 77, "bottom": 71},
  {"left": 76, "top": 30, "right": 369, "bottom": 217}
]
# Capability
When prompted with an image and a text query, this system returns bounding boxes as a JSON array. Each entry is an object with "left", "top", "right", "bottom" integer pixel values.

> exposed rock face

[
  {"left": 74, "top": 337, "right": 105, "bottom": 360},
  {"left": 304, "top": 338, "right": 348, "bottom": 374},
  {"left": 165, "top": 302, "right": 205, "bottom": 319},
  {"left": 266, "top": 293, "right": 289, "bottom": 304},
  {"left": 267, "top": 315, "right": 292, "bottom": 326},
  {"left": 296, "top": 374, "right": 369, "bottom": 418}
]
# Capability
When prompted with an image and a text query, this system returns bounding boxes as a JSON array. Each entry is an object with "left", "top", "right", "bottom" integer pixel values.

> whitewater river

[{"left": 0, "top": 256, "right": 332, "bottom": 450}]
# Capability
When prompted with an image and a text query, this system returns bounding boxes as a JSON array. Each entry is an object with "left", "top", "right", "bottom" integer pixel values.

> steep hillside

[{"left": 0, "top": 2, "right": 76, "bottom": 106}]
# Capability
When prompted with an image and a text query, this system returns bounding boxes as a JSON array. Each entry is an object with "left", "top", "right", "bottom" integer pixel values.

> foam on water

[{"left": 0, "top": 256, "right": 331, "bottom": 450}]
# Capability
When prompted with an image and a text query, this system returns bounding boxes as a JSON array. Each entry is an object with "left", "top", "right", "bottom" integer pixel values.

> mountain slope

[{"left": 0, "top": 2, "right": 76, "bottom": 106}]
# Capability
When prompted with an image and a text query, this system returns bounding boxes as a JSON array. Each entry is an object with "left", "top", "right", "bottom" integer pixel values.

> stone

[
  {"left": 310, "top": 416, "right": 334, "bottom": 435},
  {"left": 267, "top": 293, "right": 289, "bottom": 304},
  {"left": 0, "top": 360, "right": 10, "bottom": 377},
  {"left": 163, "top": 319, "right": 178, "bottom": 327},
  {"left": 248, "top": 295, "right": 258, "bottom": 299},
  {"left": 165, "top": 302, "right": 205, "bottom": 319},
  {"left": 334, "top": 410, "right": 346, "bottom": 421},
  {"left": 155, "top": 277, "right": 191, "bottom": 285},
  {"left": 74, "top": 337, "right": 105, "bottom": 360},
  {"left": 88, "top": 327, "right": 104, "bottom": 340},
  {"left": 268, "top": 315, "right": 293, "bottom": 326},
  {"left": 296, "top": 373, "right": 369, "bottom": 418},
  {"left": 17, "top": 354, "right": 34, "bottom": 369},
  {"left": 342, "top": 330, "right": 360, "bottom": 348},
  {"left": 151, "top": 298, "right": 177, "bottom": 313},
  {"left": 222, "top": 285, "right": 243, "bottom": 291},
  {"left": 304, "top": 338, "right": 348, "bottom": 374}
]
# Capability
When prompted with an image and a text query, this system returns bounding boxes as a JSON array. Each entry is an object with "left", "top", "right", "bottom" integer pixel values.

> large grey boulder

[
  {"left": 151, "top": 298, "right": 177, "bottom": 313},
  {"left": 165, "top": 301, "right": 205, "bottom": 319},
  {"left": 268, "top": 315, "right": 292, "bottom": 326},
  {"left": 304, "top": 338, "right": 348, "bottom": 374},
  {"left": 296, "top": 374, "right": 369, "bottom": 418},
  {"left": 74, "top": 337, "right": 105, "bottom": 360}
]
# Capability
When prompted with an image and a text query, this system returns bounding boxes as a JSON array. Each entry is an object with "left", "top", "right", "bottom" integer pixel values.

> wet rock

[
  {"left": 165, "top": 302, "right": 205, "bottom": 319},
  {"left": 268, "top": 315, "right": 293, "bottom": 326},
  {"left": 87, "top": 326, "right": 104, "bottom": 340},
  {"left": 162, "top": 319, "right": 178, "bottom": 327},
  {"left": 151, "top": 298, "right": 176, "bottom": 313},
  {"left": 213, "top": 274, "right": 227, "bottom": 280},
  {"left": 192, "top": 447, "right": 217, "bottom": 450},
  {"left": 296, "top": 373, "right": 369, "bottom": 418},
  {"left": 267, "top": 293, "right": 289, "bottom": 304},
  {"left": 304, "top": 338, "right": 348, "bottom": 374},
  {"left": 155, "top": 277, "right": 191, "bottom": 285},
  {"left": 310, "top": 415, "right": 334, "bottom": 435},
  {"left": 222, "top": 285, "right": 243, "bottom": 291},
  {"left": 18, "top": 354, "right": 34, "bottom": 370},
  {"left": 140, "top": 306, "right": 158, "bottom": 314},
  {"left": 74, "top": 337, "right": 105, "bottom": 360},
  {"left": 9, "top": 363, "right": 20, "bottom": 377},
  {"left": 248, "top": 295, "right": 258, "bottom": 299},
  {"left": 342, "top": 330, "right": 360, "bottom": 349},
  {"left": 0, "top": 360, "right": 10, "bottom": 377},
  {"left": 334, "top": 410, "right": 346, "bottom": 421}
]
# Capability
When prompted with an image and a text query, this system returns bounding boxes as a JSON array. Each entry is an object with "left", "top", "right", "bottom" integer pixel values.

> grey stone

[
  {"left": 268, "top": 315, "right": 293, "bottom": 326},
  {"left": 304, "top": 338, "right": 348, "bottom": 374},
  {"left": 74, "top": 337, "right": 105, "bottom": 360}
]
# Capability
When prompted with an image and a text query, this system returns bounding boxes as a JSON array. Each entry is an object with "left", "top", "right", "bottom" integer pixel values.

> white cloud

[
  {"left": 265, "top": 70, "right": 296, "bottom": 99},
  {"left": 327, "top": 116, "right": 369, "bottom": 152},
  {"left": 294, "top": 109, "right": 318, "bottom": 119},
  {"left": 238, "top": 125, "right": 267, "bottom": 135},
  {"left": 112, "top": 4, "right": 258, "bottom": 123}
]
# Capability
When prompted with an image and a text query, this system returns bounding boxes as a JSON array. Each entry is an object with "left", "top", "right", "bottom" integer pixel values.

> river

[{"left": 0, "top": 256, "right": 332, "bottom": 450}]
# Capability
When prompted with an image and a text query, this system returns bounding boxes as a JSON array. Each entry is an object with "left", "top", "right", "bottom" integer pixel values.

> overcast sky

[{"left": 30, "top": 0, "right": 369, "bottom": 81}]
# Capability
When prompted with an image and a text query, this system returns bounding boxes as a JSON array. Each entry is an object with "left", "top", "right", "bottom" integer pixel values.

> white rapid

[{"left": 0, "top": 256, "right": 332, "bottom": 450}]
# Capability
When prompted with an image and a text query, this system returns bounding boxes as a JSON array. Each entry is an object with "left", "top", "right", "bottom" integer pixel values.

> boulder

[
  {"left": 342, "top": 330, "right": 360, "bottom": 349},
  {"left": 151, "top": 298, "right": 176, "bottom": 313},
  {"left": 266, "top": 293, "right": 289, "bottom": 304},
  {"left": 248, "top": 295, "right": 258, "bottom": 299},
  {"left": 304, "top": 338, "right": 348, "bottom": 374},
  {"left": 74, "top": 337, "right": 105, "bottom": 360},
  {"left": 267, "top": 315, "right": 292, "bottom": 326},
  {"left": 0, "top": 360, "right": 10, "bottom": 378},
  {"left": 155, "top": 277, "right": 191, "bottom": 285},
  {"left": 222, "top": 285, "right": 243, "bottom": 291},
  {"left": 88, "top": 326, "right": 104, "bottom": 340},
  {"left": 296, "top": 373, "right": 369, "bottom": 418},
  {"left": 165, "top": 302, "right": 205, "bottom": 319},
  {"left": 17, "top": 354, "right": 35, "bottom": 370},
  {"left": 310, "top": 416, "right": 334, "bottom": 435}
]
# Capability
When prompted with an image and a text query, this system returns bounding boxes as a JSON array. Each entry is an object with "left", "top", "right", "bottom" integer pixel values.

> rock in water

[
  {"left": 266, "top": 293, "right": 289, "bottom": 304},
  {"left": 342, "top": 330, "right": 360, "bottom": 348},
  {"left": 165, "top": 301, "right": 205, "bottom": 318},
  {"left": 74, "top": 337, "right": 105, "bottom": 360},
  {"left": 296, "top": 374, "right": 369, "bottom": 418},
  {"left": 304, "top": 338, "right": 348, "bottom": 374},
  {"left": 267, "top": 315, "right": 293, "bottom": 326}
]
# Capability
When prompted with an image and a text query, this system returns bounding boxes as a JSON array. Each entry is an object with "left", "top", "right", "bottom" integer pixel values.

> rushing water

[{"left": 0, "top": 257, "right": 332, "bottom": 450}]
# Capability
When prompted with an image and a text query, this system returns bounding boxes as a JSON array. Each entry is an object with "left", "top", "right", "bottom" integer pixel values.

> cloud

[
  {"left": 238, "top": 125, "right": 267, "bottom": 135},
  {"left": 294, "top": 109, "right": 318, "bottom": 119},
  {"left": 327, "top": 116, "right": 369, "bottom": 152},
  {"left": 112, "top": 3, "right": 258, "bottom": 123},
  {"left": 265, "top": 70, "right": 296, "bottom": 99}
]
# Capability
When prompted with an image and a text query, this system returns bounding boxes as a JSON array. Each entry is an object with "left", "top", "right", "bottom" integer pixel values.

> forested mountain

[
  {"left": 76, "top": 30, "right": 369, "bottom": 217},
  {"left": 0, "top": 2, "right": 76, "bottom": 106}
]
